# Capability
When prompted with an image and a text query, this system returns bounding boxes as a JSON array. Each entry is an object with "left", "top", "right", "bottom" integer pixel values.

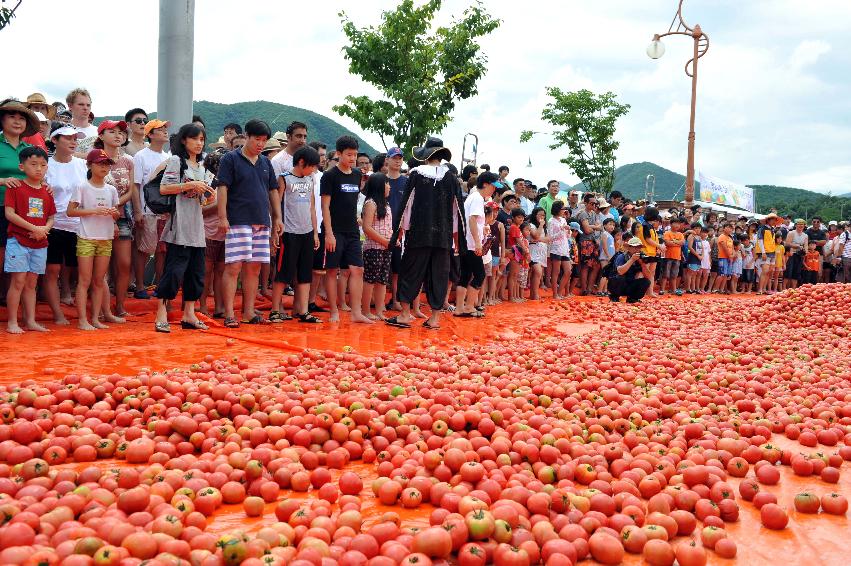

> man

[
  {"left": 131, "top": 119, "right": 171, "bottom": 298},
  {"left": 321, "top": 135, "right": 371, "bottom": 324},
  {"left": 306, "top": 141, "right": 330, "bottom": 313},
  {"left": 387, "top": 137, "right": 466, "bottom": 330},
  {"left": 356, "top": 153, "right": 372, "bottom": 174},
  {"left": 539, "top": 180, "right": 560, "bottom": 221},
  {"left": 608, "top": 237, "right": 651, "bottom": 303},
  {"left": 230, "top": 135, "right": 246, "bottom": 150},
  {"left": 216, "top": 119, "right": 283, "bottom": 327},
  {"left": 65, "top": 88, "right": 97, "bottom": 138},
  {"left": 497, "top": 165, "right": 509, "bottom": 187},
  {"left": 575, "top": 193, "right": 604, "bottom": 295},
  {"left": 385, "top": 147, "right": 408, "bottom": 311},
  {"left": 223, "top": 123, "right": 242, "bottom": 150},
  {"left": 567, "top": 190, "right": 582, "bottom": 217},
  {"left": 513, "top": 178, "right": 531, "bottom": 215},
  {"left": 124, "top": 108, "right": 149, "bottom": 156},
  {"left": 833, "top": 221, "right": 851, "bottom": 283},
  {"left": 271, "top": 121, "right": 308, "bottom": 179},
  {"left": 823, "top": 220, "right": 841, "bottom": 282},
  {"left": 456, "top": 171, "right": 502, "bottom": 316},
  {"left": 755, "top": 212, "right": 779, "bottom": 293},
  {"left": 608, "top": 190, "right": 623, "bottom": 223}
]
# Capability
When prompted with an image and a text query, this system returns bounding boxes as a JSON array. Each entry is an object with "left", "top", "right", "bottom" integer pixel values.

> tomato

[
  {"left": 674, "top": 539, "right": 707, "bottom": 566},
  {"left": 587, "top": 533, "right": 623, "bottom": 565},
  {"left": 794, "top": 492, "right": 820, "bottom": 514},
  {"left": 760, "top": 504, "right": 789, "bottom": 530},
  {"left": 493, "top": 544, "right": 530, "bottom": 566},
  {"left": 714, "top": 538, "right": 737, "bottom": 558},
  {"left": 620, "top": 525, "right": 647, "bottom": 554},
  {"left": 411, "top": 527, "right": 452, "bottom": 559},
  {"left": 820, "top": 493, "right": 849, "bottom": 515},
  {"left": 465, "top": 510, "right": 495, "bottom": 541},
  {"left": 458, "top": 543, "right": 486, "bottom": 566},
  {"left": 642, "top": 539, "right": 675, "bottom": 566}
]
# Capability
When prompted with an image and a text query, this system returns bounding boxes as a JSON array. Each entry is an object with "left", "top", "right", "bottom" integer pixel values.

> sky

[{"left": 3, "top": 0, "right": 850, "bottom": 194}]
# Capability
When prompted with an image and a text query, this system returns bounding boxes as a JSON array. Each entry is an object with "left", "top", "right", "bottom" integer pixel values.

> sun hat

[
  {"left": 413, "top": 136, "right": 452, "bottom": 162},
  {"left": 144, "top": 119, "right": 170, "bottom": 136},
  {"left": 262, "top": 138, "right": 282, "bottom": 153},
  {"left": 272, "top": 131, "right": 288, "bottom": 144},
  {"left": 50, "top": 124, "right": 85, "bottom": 140},
  {"left": 794, "top": 218, "right": 806, "bottom": 225},
  {"left": 0, "top": 99, "right": 40, "bottom": 137},
  {"left": 24, "top": 93, "right": 55, "bottom": 119},
  {"left": 626, "top": 237, "right": 643, "bottom": 247},
  {"left": 597, "top": 197, "right": 611, "bottom": 208}
]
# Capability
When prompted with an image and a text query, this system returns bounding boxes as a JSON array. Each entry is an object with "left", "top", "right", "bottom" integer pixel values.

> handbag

[{"left": 142, "top": 169, "right": 174, "bottom": 215}]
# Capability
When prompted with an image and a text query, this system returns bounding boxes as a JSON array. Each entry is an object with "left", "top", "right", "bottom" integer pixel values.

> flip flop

[
  {"left": 154, "top": 322, "right": 171, "bottom": 333},
  {"left": 223, "top": 317, "right": 240, "bottom": 329},
  {"left": 181, "top": 320, "right": 209, "bottom": 330},
  {"left": 385, "top": 316, "right": 411, "bottom": 329},
  {"left": 422, "top": 320, "right": 440, "bottom": 330},
  {"left": 454, "top": 312, "right": 475, "bottom": 318},
  {"left": 242, "top": 315, "right": 268, "bottom": 325},
  {"left": 297, "top": 313, "right": 322, "bottom": 324}
]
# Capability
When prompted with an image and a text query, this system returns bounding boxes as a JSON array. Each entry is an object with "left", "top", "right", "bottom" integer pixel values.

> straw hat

[
  {"left": 0, "top": 99, "right": 40, "bottom": 137},
  {"left": 24, "top": 93, "right": 56, "bottom": 119}
]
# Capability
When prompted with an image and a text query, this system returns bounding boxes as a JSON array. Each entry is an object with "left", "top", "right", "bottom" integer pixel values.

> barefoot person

[{"left": 387, "top": 137, "right": 466, "bottom": 330}]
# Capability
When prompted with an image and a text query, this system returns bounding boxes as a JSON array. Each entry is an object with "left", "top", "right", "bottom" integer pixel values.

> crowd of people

[{"left": 2, "top": 90, "right": 851, "bottom": 334}]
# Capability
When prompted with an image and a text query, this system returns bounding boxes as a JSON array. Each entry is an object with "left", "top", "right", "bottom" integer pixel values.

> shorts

[
  {"left": 459, "top": 249, "right": 486, "bottom": 289},
  {"left": 491, "top": 254, "right": 501, "bottom": 267},
  {"left": 717, "top": 257, "right": 732, "bottom": 277},
  {"left": 0, "top": 215, "right": 8, "bottom": 246},
  {"left": 46, "top": 229, "right": 78, "bottom": 267},
  {"left": 663, "top": 258, "right": 681, "bottom": 279},
  {"left": 77, "top": 238, "right": 113, "bottom": 258},
  {"left": 325, "top": 232, "right": 363, "bottom": 270},
  {"left": 312, "top": 231, "right": 326, "bottom": 271},
  {"left": 4, "top": 237, "right": 47, "bottom": 274},
  {"left": 363, "top": 248, "right": 392, "bottom": 285},
  {"left": 741, "top": 268, "right": 755, "bottom": 283},
  {"left": 225, "top": 225, "right": 271, "bottom": 264},
  {"left": 710, "top": 259, "right": 718, "bottom": 273},
  {"left": 276, "top": 232, "right": 315, "bottom": 285},
  {"left": 205, "top": 238, "right": 225, "bottom": 263},
  {"left": 581, "top": 257, "right": 600, "bottom": 269},
  {"left": 136, "top": 214, "right": 159, "bottom": 255},
  {"left": 156, "top": 217, "right": 168, "bottom": 254},
  {"left": 116, "top": 217, "right": 133, "bottom": 240},
  {"left": 687, "top": 264, "right": 701, "bottom": 272},
  {"left": 549, "top": 254, "right": 570, "bottom": 262},
  {"left": 756, "top": 252, "right": 775, "bottom": 267},
  {"left": 449, "top": 253, "right": 461, "bottom": 285}
]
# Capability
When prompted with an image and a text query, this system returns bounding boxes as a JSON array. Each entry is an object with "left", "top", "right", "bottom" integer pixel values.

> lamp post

[{"left": 647, "top": 0, "right": 709, "bottom": 206}]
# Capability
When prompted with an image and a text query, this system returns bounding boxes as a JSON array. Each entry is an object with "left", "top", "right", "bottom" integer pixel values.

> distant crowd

[{"left": 2, "top": 89, "right": 851, "bottom": 333}]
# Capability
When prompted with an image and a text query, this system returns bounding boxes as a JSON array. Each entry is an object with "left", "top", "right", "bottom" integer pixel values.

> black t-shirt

[
  {"left": 806, "top": 227, "right": 827, "bottom": 253},
  {"left": 320, "top": 166, "right": 362, "bottom": 236}
]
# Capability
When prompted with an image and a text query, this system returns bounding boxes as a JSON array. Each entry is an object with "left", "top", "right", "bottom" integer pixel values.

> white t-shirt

[
  {"left": 464, "top": 189, "right": 486, "bottom": 251},
  {"left": 271, "top": 150, "right": 294, "bottom": 177},
  {"left": 71, "top": 181, "right": 120, "bottom": 240},
  {"left": 313, "top": 171, "right": 324, "bottom": 229},
  {"left": 133, "top": 147, "right": 171, "bottom": 212},
  {"left": 45, "top": 156, "right": 87, "bottom": 233},
  {"left": 548, "top": 216, "right": 569, "bottom": 257},
  {"left": 76, "top": 124, "right": 98, "bottom": 138}
]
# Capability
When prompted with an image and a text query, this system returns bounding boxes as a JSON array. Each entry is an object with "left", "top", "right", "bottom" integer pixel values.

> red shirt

[
  {"left": 508, "top": 224, "right": 523, "bottom": 247},
  {"left": 22, "top": 133, "right": 47, "bottom": 151},
  {"left": 4, "top": 182, "right": 56, "bottom": 248}
]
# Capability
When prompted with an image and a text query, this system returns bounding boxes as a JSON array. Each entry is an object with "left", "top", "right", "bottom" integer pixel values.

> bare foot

[
  {"left": 60, "top": 296, "right": 74, "bottom": 306},
  {"left": 389, "top": 302, "right": 403, "bottom": 311},
  {"left": 366, "top": 313, "right": 379, "bottom": 321},
  {"left": 350, "top": 313, "right": 375, "bottom": 324},
  {"left": 340, "top": 303, "right": 352, "bottom": 312},
  {"left": 199, "top": 308, "right": 210, "bottom": 316},
  {"left": 6, "top": 324, "right": 23, "bottom": 334},
  {"left": 329, "top": 311, "right": 340, "bottom": 323},
  {"left": 104, "top": 314, "right": 125, "bottom": 324},
  {"left": 93, "top": 321, "right": 110, "bottom": 330},
  {"left": 54, "top": 317, "right": 70, "bottom": 326},
  {"left": 375, "top": 311, "right": 387, "bottom": 321},
  {"left": 413, "top": 310, "right": 428, "bottom": 319},
  {"left": 24, "top": 321, "right": 49, "bottom": 332},
  {"left": 78, "top": 322, "right": 96, "bottom": 331}
]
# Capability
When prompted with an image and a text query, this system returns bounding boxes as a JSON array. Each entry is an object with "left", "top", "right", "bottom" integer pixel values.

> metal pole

[
  {"left": 684, "top": 24, "right": 700, "bottom": 206},
  {"left": 157, "top": 0, "right": 195, "bottom": 134}
]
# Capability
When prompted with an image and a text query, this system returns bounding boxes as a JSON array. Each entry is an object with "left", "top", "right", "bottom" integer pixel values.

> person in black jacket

[{"left": 386, "top": 137, "right": 466, "bottom": 330}]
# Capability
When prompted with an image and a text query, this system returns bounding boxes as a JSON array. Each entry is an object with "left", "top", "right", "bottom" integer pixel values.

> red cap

[
  {"left": 86, "top": 149, "right": 115, "bottom": 165},
  {"left": 97, "top": 120, "right": 127, "bottom": 135}
]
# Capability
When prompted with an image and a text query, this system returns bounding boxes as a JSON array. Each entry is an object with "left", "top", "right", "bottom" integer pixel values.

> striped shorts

[{"left": 224, "top": 225, "right": 271, "bottom": 264}]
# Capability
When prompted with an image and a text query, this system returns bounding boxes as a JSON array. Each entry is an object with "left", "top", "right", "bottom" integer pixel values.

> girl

[
  {"left": 740, "top": 236, "right": 755, "bottom": 292},
  {"left": 361, "top": 173, "right": 393, "bottom": 321},
  {"left": 730, "top": 239, "right": 743, "bottom": 294},
  {"left": 154, "top": 124, "right": 211, "bottom": 333},
  {"left": 528, "top": 207, "right": 551, "bottom": 300},
  {"left": 567, "top": 222, "right": 580, "bottom": 296},
  {"left": 67, "top": 149, "right": 121, "bottom": 331},
  {"left": 597, "top": 218, "right": 616, "bottom": 296},
  {"left": 485, "top": 206, "right": 505, "bottom": 305},
  {"left": 684, "top": 223, "right": 701, "bottom": 293},
  {"left": 547, "top": 201, "right": 570, "bottom": 299},
  {"left": 95, "top": 121, "right": 134, "bottom": 319},
  {"left": 200, "top": 152, "right": 225, "bottom": 317},
  {"left": 772, "top": 232, "right": 786, "bottom": 293},
  {"left": 515, "top": 222, "right": 532, "bottom": 300},
  {"left": 507, "top": 208, "right": 526, "bottom": 303}
]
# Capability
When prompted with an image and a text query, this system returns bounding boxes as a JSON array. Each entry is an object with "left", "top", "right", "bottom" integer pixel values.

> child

[
  {"left": 4, "top": 147, "right": 55, "bottom": 334},
  {"left": 361, "top": 173, "right": 393, "bottom": 321},
  {"left": 684, "top": 223, "right": 700, "bottom": 293},
  {"left": 457, "top": 172, "right": 500, "bottom": 316},
  {"left": 507, "top": 207, "right": 526, "bottom": 303},
  {"left": 516, "top": 222, "right": 532, "bottom": 297},
  {"left": 740, "top": 236, "right": 755, "bottom": 293},
  {"left": 698, "top": 227, "right": 711, "bottom": 293},
  {"left": 200, "top": 152, "right": 225, "bottom": 317},
  {"left": 597, "top": 218, "right": 616, "bottom": 296},
  {"left": 528, "top": 207, "right": 551, "bottom": 300},
  {"left": 567, "top": 221, "right": 581, "bottom": 296},
  {"left": 67, "top": 149, "right": 120, "bottom": 330},
  {"left": 772, "top": 232, "right": 786, "bottom": 293},
  {"left": 485, "top": 205, "right": 505, "bottom": 306},
  {"left": 546, "top": 201, "right": 570, "bottom": 299},
  {"left": 714, "top": 223, "right": 735, "bottom": 294},
  {"left": 802, "top": 241, "right": 820, "bottom": 285},
  {"left": 661, "top": 217, "right": 685, "bottom": 296},
  {"left": 730, "top": 239, "right": 743, "bottom": 294},
  {"left": 271, "top": 146, "right": 321, "bottom": 323}
]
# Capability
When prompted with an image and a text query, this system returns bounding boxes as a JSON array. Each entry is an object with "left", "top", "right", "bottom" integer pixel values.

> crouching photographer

[{"left": 608, "top": 236, "right": 651, "bottom": 303}]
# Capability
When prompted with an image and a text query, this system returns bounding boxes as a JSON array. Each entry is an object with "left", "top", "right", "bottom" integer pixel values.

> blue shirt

[
  {"left": 388, "top": 174, "right": 408, "bottom": 219},
  {"left": 216, "top": 149, "right": 277, "bottom": 227}
]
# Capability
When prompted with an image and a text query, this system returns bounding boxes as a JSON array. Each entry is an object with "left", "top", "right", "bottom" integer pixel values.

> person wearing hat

[
  {"left": 22, "top": 111, "right": 50, "bottom": 151},
  {"left": 387, "top": 137, "right": 466, "bottom": 330},
  {"left": 43, "top": 124, "right": 87, "bottom": 324},
  {"left": 24, "top": 93, "right": 55, "bottom": 121},
  {"left": 755, "top": 212, "right": 779, "bottom": 293},
  {"left": 783, "top": 218, "right": 809, "bottom": 289},
  {"left": 262, "top": 138, "right": 283, "bottom": 159},
  {"left": 383, "top": 146, "right": 408, "bottom": 311},
  {"left": 0, "top": 98, "right": 41, "bottom": 271},
  {"left": 608, "top": 236, "right": 651, "bottom": 303}
]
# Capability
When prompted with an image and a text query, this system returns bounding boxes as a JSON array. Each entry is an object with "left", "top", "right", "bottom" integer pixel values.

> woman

[
  {"left": 0, "top": 99, "right": 39, "bottom": 282},
  {"left": 528, "top": 207, "right": 550, "bottom": 300},
  {"left": 784, "top": 219, "right": 808, "bottom": 289},
  {"left": 154, "top": 124, "right": 211, "bottom": 333}
]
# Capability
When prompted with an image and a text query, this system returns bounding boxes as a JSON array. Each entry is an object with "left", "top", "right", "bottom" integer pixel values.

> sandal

[
  {"left": 385, "top": 316, "right": 411, "bottom": 329},
  {"left": 212, "top": 312, "right": 225, "bottom": 319},
  {"left": 297, "top": 313, "right": 322, "bottom": 324},
  {"left": 269, "top": 311, "right": 292, "bottom": 323},
  {"left": 454, "top": 312, "right": 475, "bottom": 318},
  {"left": 154, "top": 322, "right": 171, "bottom": 333},
  {"left": 423, "top": 320, "right": 440, "bottom": 330},
  {"left": 223, "top": 317, "right": 240, "bottom": 329},
  {"left": 241, "top": 315, "right": 267, "bottom": 325},
  {"left": 181, "top": 320, "right": 209, "bottom": 330}
]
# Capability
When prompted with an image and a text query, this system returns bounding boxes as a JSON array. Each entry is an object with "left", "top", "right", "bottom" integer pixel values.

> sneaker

[
  {"left": 675, "top": 289, "right": 684, "bottom": 296},
  {"left": 284, "top": 287, "right": 295, "bottom": 296},
  {"left": 134, "top": 289, "right": 151, "bottom": 299}
]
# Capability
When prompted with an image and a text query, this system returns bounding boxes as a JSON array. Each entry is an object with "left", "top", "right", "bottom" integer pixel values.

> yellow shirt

[
  {"left": 762, "top": 228, "right": 776, "bottom": 254},
  {"left": 775, "top": 244, "right": 785, "bottom": 268},
  {"left": 639, "top": 225, "right": 659, "bottom": 256}
]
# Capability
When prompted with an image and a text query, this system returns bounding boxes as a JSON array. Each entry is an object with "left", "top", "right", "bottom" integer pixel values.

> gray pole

[{"left": 157, "top": 0, "right": 195, "bottom": 134}]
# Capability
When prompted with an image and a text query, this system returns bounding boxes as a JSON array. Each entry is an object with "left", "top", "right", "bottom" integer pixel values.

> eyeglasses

[{"left": 131, "top": 118, "right": 148, "bottom": 125}]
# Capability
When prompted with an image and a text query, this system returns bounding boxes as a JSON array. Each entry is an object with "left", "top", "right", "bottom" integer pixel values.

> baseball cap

[
  {"left": 86, "top": 149, "right": 115, "bottom": 165},
  {"left": 626, "top": 237, "right": 642, "bottom": 246},
  {"left": 144, "top": 119, "right": 170, "bottom": 136},
  {"left": 477, "top": 171, "right": 504, "bottom": 189},
  {"left": 569, "top": 221, "right": 581, "bottom": 231},
  {"left": 50, "top": 124, "right": 85, "bottom": 139},
  {"left": 98, "top": 120, "right": 127, "bottom": 135},
  {"left": 387, "top": 147, "right": 403, "bottom": 158},
  {"left": 485, "top": 201, "right": 500, "bottom": 211},
  {"left": 828, "top": 220, "right": 837, "bottom": 226}
]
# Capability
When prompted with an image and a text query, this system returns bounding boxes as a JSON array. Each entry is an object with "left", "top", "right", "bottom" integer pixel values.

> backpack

[{"left": 143, "top": 167, "right": 175, "bottom": 215}]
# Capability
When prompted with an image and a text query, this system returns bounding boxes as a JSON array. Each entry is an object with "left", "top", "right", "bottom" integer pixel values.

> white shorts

[
  {"left": 136, "top": 214, "right": 159, "bottom": 255},
  {"left": 225, "top": 225, "right": 271, "bottom": 264}
]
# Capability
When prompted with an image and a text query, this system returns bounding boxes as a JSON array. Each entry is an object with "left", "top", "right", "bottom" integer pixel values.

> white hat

[
  {"left": 50, "top": 125, "right": 85, "bottom": 139},
  {"left": 626, "top": 237, "right": 642, "bottom": 247},
  {"left": 34, "top": 112, "right": 48, "bottom": 122}
]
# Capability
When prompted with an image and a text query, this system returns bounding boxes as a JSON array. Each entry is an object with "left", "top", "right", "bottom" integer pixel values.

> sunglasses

[{"left": 131, "top": 118, "right": 148, "bottom": 125}]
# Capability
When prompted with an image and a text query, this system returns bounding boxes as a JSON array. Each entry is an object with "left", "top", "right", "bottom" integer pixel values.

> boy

[
  {"left": 456, "top": 171, "right": 502, "bottom": 316},
  {"left": 740, "top": 235, "right": 755, "bottom": 293},
  {"left": 661, "top": 217, "right": 685, "bottom": 295},
  {"left": 802, "top": 241, "right": 820, "bottom": 285},
  {"left": 321, "top": 135, "right": 371, "bottom": 324},
  {"left": 4, "top": 146, "right": 56, "bottom": 333},
  {"left": 714, "top": 222, "right": 734, "bottom": 293},
  {"left": 270, "top": 146, "right": 321, "bottom": 323}
]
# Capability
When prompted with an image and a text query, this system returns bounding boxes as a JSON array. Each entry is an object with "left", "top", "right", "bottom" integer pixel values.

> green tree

[
  {"left": 0, "top": 1, "right": 23, "bottom": 33},
  {"left": 334, "top": 0, "right": 499, "bottom": 157},
  {"left": 521, "top": 88, "right": 630, "bottom": 196}
]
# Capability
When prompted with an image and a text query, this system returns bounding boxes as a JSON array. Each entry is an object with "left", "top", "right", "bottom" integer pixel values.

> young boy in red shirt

[
  {"left": 661, "top": 217, "right": 685, "bottom": 295},
  {"left": 4, "top": 146, "right": 56, "bottom": 334},
  {"left": 802, "top": 241, "right": 820, "bottom": 285}
]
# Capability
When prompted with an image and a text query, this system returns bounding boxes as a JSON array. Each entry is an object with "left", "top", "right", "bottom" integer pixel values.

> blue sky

[{"left": 3, "top": 0, "right": 849, "bottom": 193}]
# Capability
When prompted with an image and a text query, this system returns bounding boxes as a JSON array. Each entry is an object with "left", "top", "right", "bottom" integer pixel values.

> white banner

[{"left": 698, "top": 172, "right": 755, "bottom": 212}]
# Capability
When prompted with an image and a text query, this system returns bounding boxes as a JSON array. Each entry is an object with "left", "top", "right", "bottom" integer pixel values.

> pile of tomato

[{"left": 0, "top": 284, "right": 849, "bottom": 566}]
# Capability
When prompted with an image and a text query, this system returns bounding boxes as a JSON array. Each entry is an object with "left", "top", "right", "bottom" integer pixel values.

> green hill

[
  {"left": 575, "top": 162, "right": 851, "bottom": 221},
  {"left": 104, "top": 100, "right": 378, "bottom": 156}
]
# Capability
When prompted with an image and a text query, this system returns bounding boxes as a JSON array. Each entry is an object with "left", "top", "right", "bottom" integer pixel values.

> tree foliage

[
  {"left": 335, "top": 0, "right": 499, "bottom": 157},
  {"left": 522, "top": 88, "right": 630, "bottom": 196},
  {"left": 0, "top": 0, "right": 23, "bottom": 33}
]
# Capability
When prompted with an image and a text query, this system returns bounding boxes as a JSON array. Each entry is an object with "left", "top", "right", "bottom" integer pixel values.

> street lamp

[{"left": 647, "top": 0, "right": 709, "bottom": 206}]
